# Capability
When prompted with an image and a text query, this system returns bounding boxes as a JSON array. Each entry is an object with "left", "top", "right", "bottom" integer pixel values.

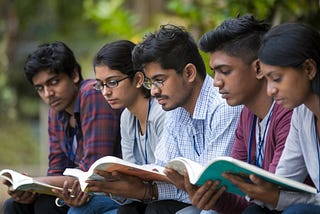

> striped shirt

[{"left": 155, "top": 75, "right": 242, "bottom": 203}]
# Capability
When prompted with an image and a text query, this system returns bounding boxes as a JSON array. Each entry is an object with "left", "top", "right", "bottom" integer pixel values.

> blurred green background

[
  {"left": 1, "top": 0, "right": 320, "bottom": 209},
  {"left": 1, "top": 0, "right": 320, "bottom": 168}
]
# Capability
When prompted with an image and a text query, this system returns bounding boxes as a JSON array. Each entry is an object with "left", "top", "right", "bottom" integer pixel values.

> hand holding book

[
  {"left": 165, "top": 156, "right": 317, "bottom": 197},
  {"left": 0, "top": 169, "right": 62, "bottom": 196},
  {"left": 223, "top": 172, "right": 280, "bottom": 207}
]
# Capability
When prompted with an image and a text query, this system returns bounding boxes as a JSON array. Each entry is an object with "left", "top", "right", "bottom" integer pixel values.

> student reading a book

[
  {"left": 223, "top": 23, "right": 320, "bottom": 213},
  {"left": 64, "top": 40, "right": 167, "bottom": 213},
  {"left": 181, "top": 15, "right": 293, "bottom": 214},
  {"left": 85, "top": 24, "right": 242, "bottom": 213},
  {"left": 2, "top": 41, "right": 122, "bottom": 214},
  {"left": 93, "top": 40, "right": 166, "bottom": 165}
]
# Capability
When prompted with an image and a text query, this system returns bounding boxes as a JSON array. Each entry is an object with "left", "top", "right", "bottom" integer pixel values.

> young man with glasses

[
  {"left": 2, "top": 41, "right": 122, "bottom": 214},
  {"left": 86, "top": 24, "right": 242, "bottom": 213}
]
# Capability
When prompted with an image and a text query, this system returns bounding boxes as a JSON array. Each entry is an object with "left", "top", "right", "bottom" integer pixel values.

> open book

[
  {"left": 63, "top": 156, "right": 169, "bottom": 192},
  {"left": 0, "top": 169, "right": 62, "bottom": 196},
  {"left": 165, "top": 156, "right": 317, "bottom": 197}
]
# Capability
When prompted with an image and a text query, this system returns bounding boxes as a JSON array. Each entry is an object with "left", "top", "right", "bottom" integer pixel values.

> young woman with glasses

[{"left": 68, "top": 40, "right": 167, "bottom": 213}]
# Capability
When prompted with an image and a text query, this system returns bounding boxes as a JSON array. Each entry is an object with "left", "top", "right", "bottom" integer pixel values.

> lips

[
  {"left": 219, "top": 90, "right": 229, "bottom": 98},
  {"left": 49, "top": 99, "right": 61, "bottom": 107},
  {"left": 156, "top": 97, "right": 166, "bottom": 105},
  {"left": 274, "top": 98, "right": 285, "bottom": 105},
  {"left": 107, "top": 99, "right": 118, "bottom": 105}
]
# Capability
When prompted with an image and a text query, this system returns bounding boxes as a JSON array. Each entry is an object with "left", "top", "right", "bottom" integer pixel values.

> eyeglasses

[
  {"left": 93, "top": 76, "right": 130, "bottom": 91},
  {"left": 143, "top": 78, "right": 165, "bottom": 90}
]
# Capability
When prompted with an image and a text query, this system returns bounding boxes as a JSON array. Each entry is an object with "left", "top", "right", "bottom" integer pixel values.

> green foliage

[
  {"left": 83, "top": 0, "right": 139, "bottom": 39},
  {"left": 166, "top": 0, "right": 320, "bottom": 31}
]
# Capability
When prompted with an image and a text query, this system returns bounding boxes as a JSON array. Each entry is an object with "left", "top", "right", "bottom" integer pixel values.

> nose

[
  {"left": 213, "top": 74, "right": 223, "bottom": 88},
  {"left": 267, "top": 82, "right": 277, "bottom": 97},
  {"left": 150, "top": 85, "right": 160, "bottom": 97},
  {"left": 101, "top": 86, "right": 111, "bottom": 96},
  {"left": 44, "top": 86, "right": 54, "bottom": 98}
]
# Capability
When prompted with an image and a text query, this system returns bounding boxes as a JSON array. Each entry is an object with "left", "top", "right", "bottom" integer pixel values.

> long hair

[
  {"left": 259, "top": 23, "right": 320, "bottom": 97},
  {"left": 93, "top": 40, "right": 150, "bottom": 98}
]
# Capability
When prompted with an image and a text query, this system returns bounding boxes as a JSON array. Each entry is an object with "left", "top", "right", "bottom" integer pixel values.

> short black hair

[
  {"left": 132, "top": 24, "right": 207, "bottom": 80},
  {"left": 199, "top": 14, "right": 270, "bottom": 64},
  {"left": 24, "top": 41, "right": 82, "bottom": 85}
]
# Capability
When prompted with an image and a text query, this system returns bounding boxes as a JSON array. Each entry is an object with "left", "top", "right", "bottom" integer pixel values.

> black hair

[
  {"left": 259, "top": 22, "right": 320, "bottom": 97},
  {"left": 132, "top": 24, "right": 207, "bottom": 80},
  {"left": 24, "top": 41, "right": 82, "bottom": 85},
  {"left": 93, "top": 40, "right": 150, "bottom": 98},
  {"left": 199, "top": 14, "right": 270, "bottom": 64}
]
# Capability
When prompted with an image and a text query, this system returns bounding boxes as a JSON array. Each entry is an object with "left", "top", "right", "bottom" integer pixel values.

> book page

[
  {"left": 0, "top": 169, "right": 62, "bottom": 196},
  {"left": 92, "top": 162, "right": 168, "bottom": 182},
  {"left": 63, "top": 156, "right": 170, "bottom": 192},
  {"left": 165, "top": 157, "right": 205, "bottom": 184},
  {"left": 0, "top": 169, "right": 34, "bottom": 190}
]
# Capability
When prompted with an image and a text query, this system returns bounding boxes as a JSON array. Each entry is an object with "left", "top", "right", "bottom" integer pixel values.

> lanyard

[
  {"left": 135, "top": 99, "right": 152, "bottom": 164},
  {"left": 65, "top": 125, "right": 77, "bottom": 167},
  {"left": 314, "top": 115, "right": 320, "bottom": 192},
  {"left": 247, "top": 103, "right": 274, "bottom": 167}
]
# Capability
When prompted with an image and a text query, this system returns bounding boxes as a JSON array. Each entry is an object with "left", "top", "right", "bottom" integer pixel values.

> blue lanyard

[
  {"left": 65, "top": 125, "right": 77, "bottom": 167},
  {"left": 135, "top": 99, "right": 152, "bottom": 164},
  {"left": 314, "top": 115, "right": 320, "bottom": 192},
  {"left": 247, "top": 116, "right": 256, "bottom": 164},
  {"left": 247, "top": 104, "right": 274, "bottom": 167}
]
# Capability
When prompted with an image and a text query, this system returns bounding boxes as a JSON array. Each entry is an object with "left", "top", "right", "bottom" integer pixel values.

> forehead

[
  {"left": 143, "top": 62, "right": 166, "bottom": 78},
  {"left": 209, "top": 51, "right": 245, "bottom": 68},
  {"left": 32, "top": 70, "right": 59, "bottom": 85},
  {"left": 260, "top": 62, "right": 283, "bottom": 76},
  {"left": 95, "top": 65, "right": 123, "bottom": 79}
]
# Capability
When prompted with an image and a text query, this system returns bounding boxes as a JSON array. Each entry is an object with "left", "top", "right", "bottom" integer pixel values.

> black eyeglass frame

[
  {"left": 93, "top": 76, "right": 130, "bottom": 91},
  {"left": 142, "top": 78, "right": 165, "bottom": 90}
]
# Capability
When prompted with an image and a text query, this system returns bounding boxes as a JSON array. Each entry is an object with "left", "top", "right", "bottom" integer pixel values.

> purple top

[{"left": 213, "top": 103, "right": 292, "bottom": 214}]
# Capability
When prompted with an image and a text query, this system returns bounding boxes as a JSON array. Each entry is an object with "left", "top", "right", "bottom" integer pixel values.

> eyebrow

[
  {"left": 33, "top": 75, "right": 59, "bottom": 87},
  {"left": 150, "top": 74, "right": 166, "bottom": 80},
  {"left": 264, "top": 71, "right": 274, "bottom": 77},
  {"left": 96, "top": 75, "right": 123, "bottom": 82},
  {"left": 212, "top": 64, "right": 228, "bottom": 71}
]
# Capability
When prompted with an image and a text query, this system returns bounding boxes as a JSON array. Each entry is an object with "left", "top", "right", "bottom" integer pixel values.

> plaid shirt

[{"left": 47, "top": 79, "right": 122, "bottom": 175}]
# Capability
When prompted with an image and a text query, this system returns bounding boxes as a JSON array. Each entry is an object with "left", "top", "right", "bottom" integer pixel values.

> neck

[
  {"left": 183, "top": 79, "right": 203, "bottom": 116},
  {"left": 305, "top": 93, "right": 320, "bottom": 120},
  {"left": 65, "top": 87, "right": 79, "bottom": 115},
  {"left": 128, "top": 95, "right": 150, "bottom": 134},
  {"left": 246, "top": 89, "right": 274, "bottom": 120}
]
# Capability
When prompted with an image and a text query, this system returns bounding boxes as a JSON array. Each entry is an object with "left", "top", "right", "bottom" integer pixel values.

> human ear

[
  {"left": 254, "top": 60, "right": 264, "bottom": 80},
  {"left": 134, "top": 71, "right": 144, "bottom": 88},
  {"left": 184, "top": 63, "right": 196, "bottom": 82},
  {"left": 72, "top": 69, "right": 80, "bottom": 84},
  {"left": 303, "top": 59, "right": 317, "bottom": 80}
]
